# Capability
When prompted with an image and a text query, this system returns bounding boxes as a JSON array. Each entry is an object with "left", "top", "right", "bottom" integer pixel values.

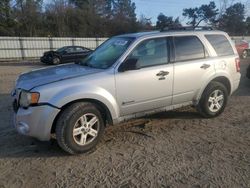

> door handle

[
  {"left": 200, "top": 64, "right": 211, "bottom": 69},
  {"left": 156, "top": 71, "right": 169, "bottom": 77}
]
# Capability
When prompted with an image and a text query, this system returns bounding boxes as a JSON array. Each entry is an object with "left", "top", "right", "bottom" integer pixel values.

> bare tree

[
  {"left": 218, "top": 0, "right": 236, "bottom": 17},
  {"left": 183, "top": 1, "right": 218, "bottom": 27},
  {"left": 13, "top": 0, "right": 43, "bottom": 36}
]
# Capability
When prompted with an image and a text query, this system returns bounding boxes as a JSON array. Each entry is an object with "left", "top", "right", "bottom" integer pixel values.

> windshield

[
  {"left": 56, "top": 46, "right": 68, "bottom": 52},
  {"left": 80, "top": 37, "right": 134, "bottom": 69}
]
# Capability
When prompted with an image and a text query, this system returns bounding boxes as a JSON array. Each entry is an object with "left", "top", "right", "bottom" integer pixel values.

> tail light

[{"left": 235, "top": 58, "right": 240, "bottom": 72}]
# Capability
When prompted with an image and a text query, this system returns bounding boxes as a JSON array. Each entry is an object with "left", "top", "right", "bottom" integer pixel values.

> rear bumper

[
  {"left": 232, "top": 79, "right": 240, "bottom": 93},
  {"left": 231, "top": 74, "right": 241, "bottom": 94},
  {"left": 13, "top": 105, "right": 60, "bottom": 141}
]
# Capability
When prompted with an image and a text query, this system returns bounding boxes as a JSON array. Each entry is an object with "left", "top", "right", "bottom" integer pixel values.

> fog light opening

[{"left": 17, "top": 122, "right": 30, "bottom": 134}]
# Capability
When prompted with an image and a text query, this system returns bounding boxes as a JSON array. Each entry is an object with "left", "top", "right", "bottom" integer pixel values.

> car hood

[{"left": 16, "top": 63, "right": 103, "bottom": 90}]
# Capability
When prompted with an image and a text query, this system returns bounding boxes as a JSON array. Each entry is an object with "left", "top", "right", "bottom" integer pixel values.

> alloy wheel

[
  {"left": 72, "top": 113, "right": 99, "bottom": 146},
  {"left": 208, "top": 89, "right": 224, "bottom": 113}
]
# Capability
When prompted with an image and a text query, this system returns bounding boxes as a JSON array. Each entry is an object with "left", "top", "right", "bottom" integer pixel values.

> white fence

[
  {"left": 0, "top": 37, "right": 108, "bottom": 60},
  {"left": 0, "top": 36, "right": 249, "bottom": 60}
]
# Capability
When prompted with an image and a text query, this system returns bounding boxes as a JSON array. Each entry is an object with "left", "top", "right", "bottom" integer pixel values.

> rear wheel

[
  {"left": 197, "top": 81, "right": 228, "bottom": 118},
  {"left": 56, "top": 102, "right": 105, "bottom": 154},
  {"left": 242, "top": 50, "right": 248, "bottom": 59}
]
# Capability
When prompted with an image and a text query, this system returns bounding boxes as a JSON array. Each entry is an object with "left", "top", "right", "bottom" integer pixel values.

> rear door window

[
  {"left": 174, "top": 36, "right": 206, "bottom": 62},
  {"left": 75, "top": 47, "right": 84, "bottom": 52},
  {"left": 205, "top": 34, "right": 234, "bottom": 56}
]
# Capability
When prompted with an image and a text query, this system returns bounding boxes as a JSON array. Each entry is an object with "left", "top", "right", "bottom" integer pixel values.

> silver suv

[{"left": 12, "top": 30, "right": 241, "bottom": 154}]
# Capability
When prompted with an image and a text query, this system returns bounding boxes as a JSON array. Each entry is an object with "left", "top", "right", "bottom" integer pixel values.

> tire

[
  {"left": 242, "top": 50, "right": 248, "bottom": 59},
  {"left": 52, "top": 57, "right": 60, "bottom": 65},
  {"left": 197, "top": 81, "right": 228, "bottom": 118},
  {"left": 56, "top": 102, "right": 105, "bottom": 154}
]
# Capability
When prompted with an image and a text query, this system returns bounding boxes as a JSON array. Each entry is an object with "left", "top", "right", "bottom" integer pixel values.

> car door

[
  {"left": 62, "top": 47, "right": 76, "bottom": 62},
  {"left": 75, "top": 47, "right": 90, "bottom": 59},
  {"left": 172, "top": 35, "right": 215, "bottom": 104},
  {"left": 115, "top": 37, "right": 174, "bottom": 116}
]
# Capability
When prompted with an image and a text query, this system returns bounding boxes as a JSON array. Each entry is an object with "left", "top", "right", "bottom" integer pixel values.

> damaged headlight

[{"left": 19, "top": 90, "right": 40, "bottom": 108}]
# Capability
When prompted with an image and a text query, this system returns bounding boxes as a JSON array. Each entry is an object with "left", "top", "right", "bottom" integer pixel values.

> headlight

[{"left": 19, "top": 90, "right": 40, "bottom": 108}]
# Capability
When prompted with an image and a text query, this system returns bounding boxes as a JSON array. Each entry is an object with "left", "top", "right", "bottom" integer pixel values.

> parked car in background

[
  {"left": 234, "top": 40, "right": 249, "bottom": 59},
  {"left": 247, "top": 64, "right": 250, "bottom": 79},
  {"left": 12, "top": 29, "right": 241, "bottom": 154},
  {"left": 40, "top": 46, "right": 92, "bottom": 65}
]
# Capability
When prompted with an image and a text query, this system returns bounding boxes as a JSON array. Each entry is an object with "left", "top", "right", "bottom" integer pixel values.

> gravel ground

[{"left": 0, "top": 61, "right": 249, "bottom": 188}]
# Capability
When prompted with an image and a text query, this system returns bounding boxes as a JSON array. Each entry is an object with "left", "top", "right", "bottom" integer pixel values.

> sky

[
  {"left": 132, "top": 0, "right": 250, "bottom": 24},
  {"left": 43, "top": 0, "right": 250, "bottom": 24}
]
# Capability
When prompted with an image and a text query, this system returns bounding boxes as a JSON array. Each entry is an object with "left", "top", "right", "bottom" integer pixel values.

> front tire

[
  {"left": 41, "top": 61, "right": 48, "bottom": 64},
  {"left": 52, "top": 57, "right": 60, "bottom": 65},
  {"left": 56, "top": 102, "right": 105, "bottom": 154},
  {"left": 197, "top": 81, "right": 228, "bottom": 118}
]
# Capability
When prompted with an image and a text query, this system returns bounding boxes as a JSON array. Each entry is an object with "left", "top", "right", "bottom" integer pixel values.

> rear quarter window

[{"left": 205, "top": 34, "right": 234, "bottom": 56}]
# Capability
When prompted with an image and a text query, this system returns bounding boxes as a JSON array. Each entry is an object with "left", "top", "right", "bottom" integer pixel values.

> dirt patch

[{"left": 0, "top": 61, "right": 249, "bottom": 187}]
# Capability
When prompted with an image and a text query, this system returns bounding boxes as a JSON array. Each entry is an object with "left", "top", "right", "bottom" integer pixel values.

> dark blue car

[{"left": 40, "top": 46, "right": 92, "bottom": 65}]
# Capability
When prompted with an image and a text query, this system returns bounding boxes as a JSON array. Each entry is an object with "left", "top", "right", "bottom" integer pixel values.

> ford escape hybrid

[{"left": 12, "top": 29, "right": 241, "bottom": 154}]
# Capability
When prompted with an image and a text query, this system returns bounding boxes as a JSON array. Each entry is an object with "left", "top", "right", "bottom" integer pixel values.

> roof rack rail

[{"left": 160, "top": 26, "right": 215, "bottom": 32}]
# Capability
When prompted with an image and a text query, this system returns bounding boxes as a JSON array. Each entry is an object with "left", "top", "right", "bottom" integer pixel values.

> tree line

[
  {"left": 0, "top": 0, "right": 249, "bottom": 37},
  {"left": 157, "top": 1, "right": 249, "bottom": 36}
]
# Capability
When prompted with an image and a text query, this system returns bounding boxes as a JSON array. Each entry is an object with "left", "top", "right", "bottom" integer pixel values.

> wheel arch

[
  {"left": 195, "top": 75, "right": 232, "bottom": 104},
  {"left": 211, "top": 76, "right": 231, "bottom": 94},
  {"left": 51, "top": 98, "right": 113, "bottom": 134}
]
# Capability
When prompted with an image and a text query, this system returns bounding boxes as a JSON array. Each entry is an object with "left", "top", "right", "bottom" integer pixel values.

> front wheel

[
  {"left": 197, "top": 81, "right": 228, "bottom": 118},
  {"left": 56, "top": 102, "right": 105, "bottom": 154},
  {"left": 52, "top": 57, "right": 60, "bottom": 65}
]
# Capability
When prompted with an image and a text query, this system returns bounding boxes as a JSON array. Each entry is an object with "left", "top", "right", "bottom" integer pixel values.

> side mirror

[{"left": 118, "top": 58, "right": 140, "bottom": 72}]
